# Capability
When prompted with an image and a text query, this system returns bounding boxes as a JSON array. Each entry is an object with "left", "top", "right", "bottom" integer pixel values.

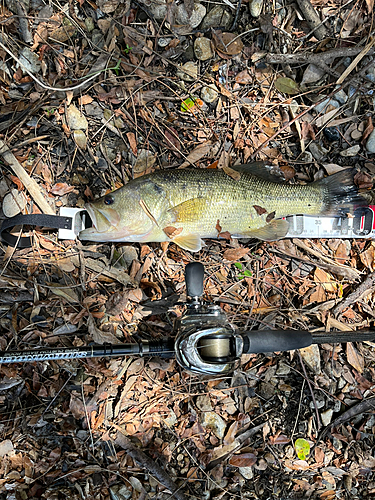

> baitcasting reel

[{"left": 1, "top": 263, "right": 375, "bottom": 375}]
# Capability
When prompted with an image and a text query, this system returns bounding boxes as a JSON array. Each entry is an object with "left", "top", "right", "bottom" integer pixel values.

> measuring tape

[
  {"left": 284, "top": 206, "right": 375, "bottom": 239},
  {"left": 1, "top": 206, "right": 375, "bottom": 248}
]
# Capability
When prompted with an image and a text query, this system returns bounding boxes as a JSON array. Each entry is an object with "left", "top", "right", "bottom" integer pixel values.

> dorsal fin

[{"left": 231, "top": 162, "right": 287, "bottom": 183}]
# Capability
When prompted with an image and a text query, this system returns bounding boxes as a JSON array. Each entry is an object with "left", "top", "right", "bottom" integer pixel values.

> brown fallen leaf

[
  {"left": 78, "top": 95, "right": 93, "bottom": 105},
  {"left": 216, "top": 220, "right": 222, "bottom": 233},
  {"left": 223, "top": 165, "right": 241, "bottom": 181},
  {"left": 50, "top": 182, "right": 76, "bottom": 196},
  {"left": 346, "top": 342, "right": 364, "bottom": 373},
  {"left": 266, "top": 211, "right": 275, "bottom": 223},
  {"left": 163, "top": 226, "right": 183, "bottom": 239},
  {"left": 229, "top": 453, "right": 257, "bottom": 467},
  {"left": 179, "top": 141, "right": 213, "bottom": 168},
  {"left": 253, "top": 205, "right": 267, "bottom": 215},
  {"left": 223, "top": 247, "right": 249, "bottom": 261},
  {"left": 213, "top": 32, "right": 244, "bottom": 58},
  {"left": 218, "top": 231, "right": 232, "bottom": 240}
]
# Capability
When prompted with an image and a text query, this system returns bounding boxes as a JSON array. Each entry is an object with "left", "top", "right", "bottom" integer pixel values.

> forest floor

[{"left": 1, "top": 0, "right": 375, "bottom": 498}]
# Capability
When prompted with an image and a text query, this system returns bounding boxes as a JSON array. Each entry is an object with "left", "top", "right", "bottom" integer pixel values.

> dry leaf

[
  {"left": 253, "top": 205, "right": 267, "bottom": 215},
  {"left": 235, "top": 70, "right": 252, "bottom": 84},
  {"left": 127, "top": 131, "right": 137, "bottom": 155},
  {"left": 50, "top": 182, "right": 76, "bottom": 196},
  {"left": 179, "top": 141, "right": 213, "bottom": 168},
  {"left": 223, "top": 165, "right": 241, "bottom": 181},
  {"left": 314, "top": 268, "right": 337, "bottom": 293},
  {"left": 223, "top": 247, "right": 249, "bottom": 261},
  {"left": 78, "top": 95, "right": 93, "bottom": 105},
  {"left": 163, "top": 226, "right": 183, "bottom": 239},
  {"left": 346, "top": 342, "right": 364, "bottom": 373},
  {"left": 10, "top": 175, "right": 24, "bottom": 190},
  {"left": 229, "top": 453, "right": 257, "bottom": 467}
]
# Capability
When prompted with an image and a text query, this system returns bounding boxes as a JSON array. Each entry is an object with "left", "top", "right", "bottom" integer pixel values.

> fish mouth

[{"left": 84, "top": 203, "right": 120, "bottom": 233}]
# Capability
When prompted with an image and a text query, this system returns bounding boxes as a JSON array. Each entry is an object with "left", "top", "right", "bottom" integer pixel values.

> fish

[{"left": 79, "top": 164, "right": 374, "bottom": 252}]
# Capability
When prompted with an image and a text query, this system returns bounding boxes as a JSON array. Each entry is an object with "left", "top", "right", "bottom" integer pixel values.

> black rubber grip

[
  {"left": 242, "top": 330, "right": 312, "bottom": 354},
  {"left": 185, "top": 262, "right": 204, "bottom": 298}
]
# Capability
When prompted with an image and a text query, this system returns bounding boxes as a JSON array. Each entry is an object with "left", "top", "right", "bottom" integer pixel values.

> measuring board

[{"left": 284, "top": 206, "right": 375, "bottom": 239}]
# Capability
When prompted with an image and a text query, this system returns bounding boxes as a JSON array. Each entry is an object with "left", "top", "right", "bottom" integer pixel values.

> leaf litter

[{"left": 1, "top": 0, "right": 375, "bottom": 498}]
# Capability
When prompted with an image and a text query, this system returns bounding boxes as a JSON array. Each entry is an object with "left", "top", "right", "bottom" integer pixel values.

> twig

[
  {"left": 269, "top": 246, "right": 360, "bottom": 281},
  {"left": 296, "top": 0, "right": 329, "bottom": 40},
  {"left": 0, "top": 40, "right": 106, "bottom": 92},
  {"left": 313, "top": 396, "right": 375, "bottom": 449},
  {"left": 336, "top": 37, "right": 375, "bottom": 85},
  {"left": 0, "top": 139, "right": 55, "bottom": 215},
  {"left": 332, "top": 271, "right": 375, "bottom": 316},
  {"left": 298, "top": 351, "right": 322, "bottom": 431},
  {"left": 265, "top": 47, "right": 375, "bottom": 66},
  {"left": 114, "top": 428, "right": 188, "bottom": 500}
]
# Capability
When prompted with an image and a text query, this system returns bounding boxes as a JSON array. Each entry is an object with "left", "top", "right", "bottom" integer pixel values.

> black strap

[{"left": 0, "top": 214, "right": 72, "bottom": 248}]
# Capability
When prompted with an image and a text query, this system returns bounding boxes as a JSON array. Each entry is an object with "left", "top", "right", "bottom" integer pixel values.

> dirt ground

[{"left": 1, "top": 0, "right": 375, "bottom": 498}]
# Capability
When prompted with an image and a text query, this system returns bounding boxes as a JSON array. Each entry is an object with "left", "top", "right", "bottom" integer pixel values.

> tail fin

[{"left": 315, "top": 167, "right": 375, "bottom": 216}]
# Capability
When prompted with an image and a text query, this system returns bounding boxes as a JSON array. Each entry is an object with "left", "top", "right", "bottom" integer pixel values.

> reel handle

[
  {"left": 241, "top": 330, "right": 312, "bottom": 354},
  {"left": 185, "top": 262, "right": 204, "bottom": 299}
]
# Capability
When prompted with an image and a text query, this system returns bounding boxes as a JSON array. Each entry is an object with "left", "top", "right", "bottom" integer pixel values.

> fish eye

[{"left": 104, "top": 195, "right": 115, "bottom": 206}]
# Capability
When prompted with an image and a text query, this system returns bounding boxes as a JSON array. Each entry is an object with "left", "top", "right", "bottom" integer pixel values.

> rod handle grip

[{"left": 241, "top": 330, "right": 312, "bottom": 354}]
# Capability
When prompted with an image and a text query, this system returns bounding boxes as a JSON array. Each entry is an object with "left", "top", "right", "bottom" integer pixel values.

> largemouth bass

[{"left": 79, "top": 165, "right": 373, "bottom": 252}]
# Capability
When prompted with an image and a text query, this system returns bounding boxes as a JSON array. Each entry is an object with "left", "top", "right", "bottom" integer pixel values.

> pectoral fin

[
  {"left": 168, "top": 197, "right": 208, "bottom": 223},
  {"left": 232, "top": 219, "right": 289, "bottom": 241},
  {"left": 173, "top": 234, "right": 205, "bottom": 252}
]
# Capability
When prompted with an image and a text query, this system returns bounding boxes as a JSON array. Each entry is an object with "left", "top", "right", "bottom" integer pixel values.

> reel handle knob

[{"left": 185, "top": 262, "right": 204, "bottom": 298}]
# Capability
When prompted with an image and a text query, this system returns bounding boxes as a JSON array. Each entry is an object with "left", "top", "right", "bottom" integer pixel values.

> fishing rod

[{"left": 1, "top": 263, "right": 375, "bottom": 374}]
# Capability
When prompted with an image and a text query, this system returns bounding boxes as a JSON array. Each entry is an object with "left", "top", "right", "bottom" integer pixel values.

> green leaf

[
  {"left": 274, "top": 77, "right": 300, "bottom": 95},
  {"left": 294, "top": 438, "right": 310, "bottom": 460},
  {"left": 181, "top": 98, "right": 197, "bottom": 112},
  {"left": 234, "top": 262, "right": 243, "bottom": 270}
]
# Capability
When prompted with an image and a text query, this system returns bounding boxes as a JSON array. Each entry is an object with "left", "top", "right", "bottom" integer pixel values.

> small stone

[
  {"left": 334, "top": 88, "right": 348, "bottom": 104},
  {"left": 176, "top": 2, "right": 206, "bottom": 28},
  {"left": 249, "top": 0, "right": 263, "bottom": 17},
  {"left": 300, "top": 151, "right": 313, "bottom": 163},
  {"left": 194, "top": 37, "right": 213, "bottom": 61},
  {"left": 201, "top": 84, "right": 219, "bottom": 103},
  {"left": 18, "top": 47, "right": 41, "bottom": 74},
  {"left": 366, "top": 129, "right": 375, "bottom": 153},
  {"left": 196, "top": 394, "right": 213, "bottom": 411},
  {"left": 85, "top": 17, "right": 95, "bottom": 32},
  {"left": 2, "top": 189, "right": 27, "bottom": 217},
  {"left": 239, "top": 467, "right": 253, "bottom": 479},
  {"left": 309, "top": 142, "right": 329, "bottom": 161},
  {"left": 201, "top": 411, "right": 226, "bottom": 439},
  {"left": 314, "top": 98, "right": 339, "bottom": 114},
  {"left": 300, "top": 344, "right": 321, "bottom": 374},
  {"left": 158, "top": 37, "right": 172, "bottom": 48},
  {"left": 340, "top": 145, "right": 360, "bottom": 157},
  {"left": 73, "top": 130, "right": 87, "bottom": 149},
  {"left": 351, "top": 129, "right": 362, "bottom": 140},
  {"left": 321, "top": 408, "right": 334, "bottom": 426},
  {"left": 323, "top": 127, "right": 340, "bottom": 142},
  {"left": 148, "top": 0, "right": 167, "bottom": 21},
  {"left": 301, "top": 64, "right": 325, "bottom": 85},
  {"left": 200, "top": 6, "right": 233, "bottom": 30},
  {"left": 276, "top": 361, "right": 291, "bottom": 376},
  {"left": 258, "top": 382, "right": 275, "bottom": 400},
  {"left": 177, "top": 61, "right": 198, "bottom": 82},
  {"left": 66, "top": 104, "right": 88, "bottom": 130}
]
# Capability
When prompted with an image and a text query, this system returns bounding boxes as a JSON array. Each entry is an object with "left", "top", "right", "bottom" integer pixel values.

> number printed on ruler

[{"left": 285, "top": 206, "right": 375, "bottom": 239}]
